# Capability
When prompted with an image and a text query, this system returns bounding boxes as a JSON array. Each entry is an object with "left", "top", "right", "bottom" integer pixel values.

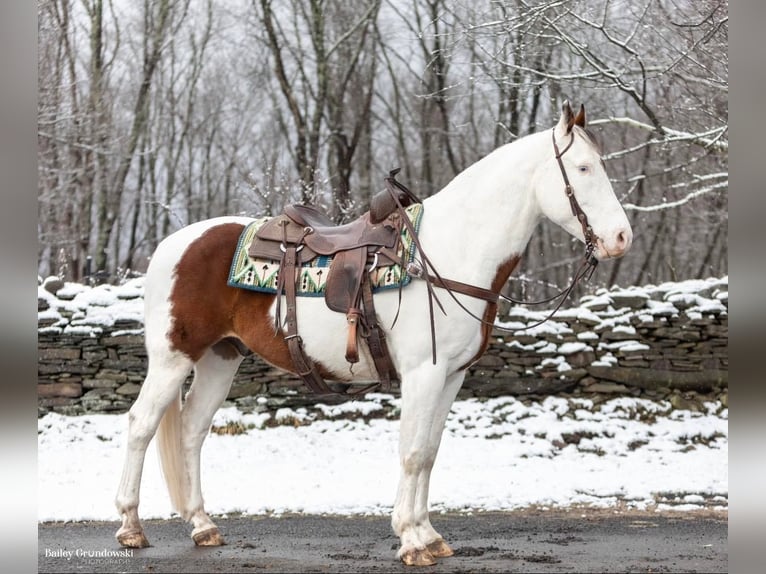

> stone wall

[{"left": 38, "top": 277, "right": 727, "bottom": 417}]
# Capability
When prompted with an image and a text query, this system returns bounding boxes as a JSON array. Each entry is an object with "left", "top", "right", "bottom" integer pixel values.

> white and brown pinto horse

[{"left": 115, "top": 102, "right": 632, "bottom": 566}]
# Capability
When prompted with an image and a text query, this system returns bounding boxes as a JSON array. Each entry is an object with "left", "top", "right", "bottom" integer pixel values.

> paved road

[{"left": 38, "top": 510, "right": 727, "bottom": 573}]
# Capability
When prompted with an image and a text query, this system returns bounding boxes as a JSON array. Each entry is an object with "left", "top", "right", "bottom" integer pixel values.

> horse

[{"left": 114, "top": 102, "right": 632, "bottom": 566}]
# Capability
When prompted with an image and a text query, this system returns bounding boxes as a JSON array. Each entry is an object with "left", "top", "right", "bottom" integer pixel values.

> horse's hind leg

[
  {"left": 173, "top": 344, "right": 243, "bottom": 546},
  {"left": 115, "top": 351, "right": 193, "bottom": 548}
]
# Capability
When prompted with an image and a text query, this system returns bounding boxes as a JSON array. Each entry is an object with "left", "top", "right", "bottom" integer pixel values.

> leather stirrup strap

[
  {"left": 281, "top": 244, "right": 333, "bottom": 395},
  {"left": 360, "top": 275, "right": 397, "bottom": 392},
  {"left": 345, "top": 307, "right": 361, "bottom": 364}
]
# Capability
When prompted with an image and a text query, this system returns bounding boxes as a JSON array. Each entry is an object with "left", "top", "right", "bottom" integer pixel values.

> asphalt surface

[{"left": 38, "top": 509, "right": 727, "bottom": 573}]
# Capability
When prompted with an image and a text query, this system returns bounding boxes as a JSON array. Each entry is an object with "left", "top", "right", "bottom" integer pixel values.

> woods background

[{"left": 37, "top": 0, "right": 728, "bottom": 301}]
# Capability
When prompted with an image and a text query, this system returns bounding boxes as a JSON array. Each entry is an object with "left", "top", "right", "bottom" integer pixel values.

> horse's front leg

[
  {"left": 392, "top": 368, "right": 465, "bottom": 566},
  {"left": 413, "top": 370, "right": 466, "bottom": 558}
]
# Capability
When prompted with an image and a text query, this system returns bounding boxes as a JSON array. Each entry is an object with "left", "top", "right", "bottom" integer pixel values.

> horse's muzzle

[{"left": 595, "top": 227, "right": 632, "bottom": 260}]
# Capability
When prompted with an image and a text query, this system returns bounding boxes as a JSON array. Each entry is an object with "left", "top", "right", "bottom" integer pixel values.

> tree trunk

[{"left": 94, "top": 0, "right": 173, "bottom": 274}]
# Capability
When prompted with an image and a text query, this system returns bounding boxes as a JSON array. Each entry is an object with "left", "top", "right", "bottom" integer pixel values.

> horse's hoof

[
  {"left": 192, "top": 527, "right": 225, "bottom": 547},
  {"left": 400, "top": 547, "right": 437, "bottom": 566},
  {"left": 426, "top": 538, "right": 454, "bottom": 558},
  {"left": 116, "top": 528, "right": 150, "bottom": 548}
]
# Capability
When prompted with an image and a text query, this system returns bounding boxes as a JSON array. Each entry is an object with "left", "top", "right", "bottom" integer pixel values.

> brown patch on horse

[
  {"left": 458, "top": 255, "right": 521, "bottom": 370},
  {"left": 168, "top": 222, "right": 337, "bottom": 379}
]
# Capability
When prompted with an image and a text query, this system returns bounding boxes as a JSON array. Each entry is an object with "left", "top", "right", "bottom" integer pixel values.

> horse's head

[{"left": 534, "top": 102, "right": 632, "bottom": 260}]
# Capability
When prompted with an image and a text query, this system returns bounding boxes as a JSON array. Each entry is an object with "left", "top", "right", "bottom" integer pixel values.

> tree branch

[{"left": 590, "top": 116, "right": 728, "bottom": 154}]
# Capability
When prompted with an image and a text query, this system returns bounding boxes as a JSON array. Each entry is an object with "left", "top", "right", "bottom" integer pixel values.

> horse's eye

[{"left": 578, "top": 165, "right": 590, "bottom": 174}]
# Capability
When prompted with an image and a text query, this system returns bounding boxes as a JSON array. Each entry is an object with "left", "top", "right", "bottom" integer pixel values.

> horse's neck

[{"left": 418, "top": 133, "right": 545, "bottom": 288}]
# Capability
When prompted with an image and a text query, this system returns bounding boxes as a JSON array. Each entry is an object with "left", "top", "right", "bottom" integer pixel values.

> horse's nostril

[{"left": 617, "top": 231, "right": 627, "bottom": 248}]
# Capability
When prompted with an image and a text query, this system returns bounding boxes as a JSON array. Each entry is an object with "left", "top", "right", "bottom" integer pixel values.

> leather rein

[{"left": 393, "top": 128, "right": 601, "bottom": 358}]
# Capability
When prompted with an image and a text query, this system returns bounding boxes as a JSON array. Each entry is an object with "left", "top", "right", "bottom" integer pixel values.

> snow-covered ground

[
  {"left": 38, "top": 275, "right": 728, "bottom": 522},
  {"left": 38, "top": 393, "right": 727, "bottom": 522}
]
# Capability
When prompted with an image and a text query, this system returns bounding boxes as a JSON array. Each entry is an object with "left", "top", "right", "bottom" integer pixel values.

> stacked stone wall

[{"left": 38, "top": 277, "right": 728, "bottom": 416}]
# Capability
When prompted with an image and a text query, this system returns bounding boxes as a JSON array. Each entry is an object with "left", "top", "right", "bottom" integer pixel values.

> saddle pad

[{"left": 227, "top": 204, "right": 424, "bottom": 296}]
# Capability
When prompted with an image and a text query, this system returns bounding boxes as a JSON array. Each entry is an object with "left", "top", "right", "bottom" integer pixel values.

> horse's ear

[
  {"left": 574, "top": 104, "right": 586, "bottom": 129},
  {"left": 558, "top": 100, "right": 576, "bottom": 135}
]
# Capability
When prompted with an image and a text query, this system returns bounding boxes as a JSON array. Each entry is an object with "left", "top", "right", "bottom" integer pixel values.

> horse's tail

[{"left": 156, "top": 390, "right": 189, "bottom": 518}]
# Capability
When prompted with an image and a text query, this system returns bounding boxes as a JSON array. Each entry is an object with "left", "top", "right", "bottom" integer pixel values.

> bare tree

[
  {"left": 254, "top": 0, "right": 381, "bottom": 218},
  {"left": 255, "top": 0, "right": 327, "bottom": 204},
  {"left": 424, "top": 0, "right": 728, "bottom": 294},
  {"left": 323, "top": 1, "right": 381, "bottom": 219},
  {"left": 92, "top": 0, "right": 189, "bottom": 274},
  {"left": 38, "top": 0, "right": 727, "bottom": 295},
  {"left": 38, "top": 0, "right": 120, "bottom": 281}
]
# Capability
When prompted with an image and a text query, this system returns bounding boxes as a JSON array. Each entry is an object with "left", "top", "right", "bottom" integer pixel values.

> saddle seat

[{"left": 283, "top": 204, "right": 399, "bottom": 256}]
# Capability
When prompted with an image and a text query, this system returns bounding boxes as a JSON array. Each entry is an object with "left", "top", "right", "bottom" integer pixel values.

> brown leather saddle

[{"left": 247, "top": 170, "right": 421, "bottom": 396}]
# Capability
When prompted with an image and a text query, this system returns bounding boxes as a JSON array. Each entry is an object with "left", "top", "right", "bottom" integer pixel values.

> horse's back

[
  {"left": 149, "top": 216, "right": 252, "bottom": 271},
  {"left": 146, "top": 216, "right": 250, "bottom": 289}
]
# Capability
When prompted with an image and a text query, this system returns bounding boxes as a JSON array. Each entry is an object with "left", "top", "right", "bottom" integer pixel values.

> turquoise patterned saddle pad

[{"left": 227, "top": 204, "right": 424, "bottom": 296}]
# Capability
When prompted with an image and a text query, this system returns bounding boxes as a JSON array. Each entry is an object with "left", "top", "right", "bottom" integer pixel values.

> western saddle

[{"left": 247, "top": 169, "right": 423, "bottom": 395}]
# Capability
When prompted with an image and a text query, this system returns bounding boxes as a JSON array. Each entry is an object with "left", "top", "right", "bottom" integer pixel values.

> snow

[
  {"left": 576, "top": 331, "right": 599, "bottom": 341},
  {"left": 556, "top": 341, "right": 592, "bottom": 355},
  {"left": 590, "top": 352, "right": 618, "bottom": 367},
  {"left": 38, "top": 277, "right": 145, "bottom": 334},
  {"left": 600, "top": 340, "right": 651, "bottom": 352},
  {"left": 613, "top": 325, "right": 637, "bottom": 335},
  {"left": 38, "top": 394, "right": 727, "bottom": 522},
  {"left": 38, "top": 275, "right": 728, "bottom": 522}
]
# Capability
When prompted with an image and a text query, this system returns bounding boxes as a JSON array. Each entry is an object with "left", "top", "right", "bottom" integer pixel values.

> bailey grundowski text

[{"left": 44, "top": 548, "right": 134, "bottom": 560}]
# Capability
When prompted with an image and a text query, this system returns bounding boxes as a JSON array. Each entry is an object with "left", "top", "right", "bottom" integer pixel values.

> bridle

[
  {"left": 390, "top": 127, "right": 603, "bottom": 354},
  {"left": 552, "top": 128, "right": 600, "bottom": 265},
  {"left": 483, "top": 129, "right": 602, "bottom": 329},
  {"left": 472, "top": 129, "right": 601, "bottom": 326}
]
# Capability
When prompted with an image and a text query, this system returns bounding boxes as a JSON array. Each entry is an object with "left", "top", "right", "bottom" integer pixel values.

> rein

[{"left": 390, "top": 128, "right": 601, "bottom": 352}]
